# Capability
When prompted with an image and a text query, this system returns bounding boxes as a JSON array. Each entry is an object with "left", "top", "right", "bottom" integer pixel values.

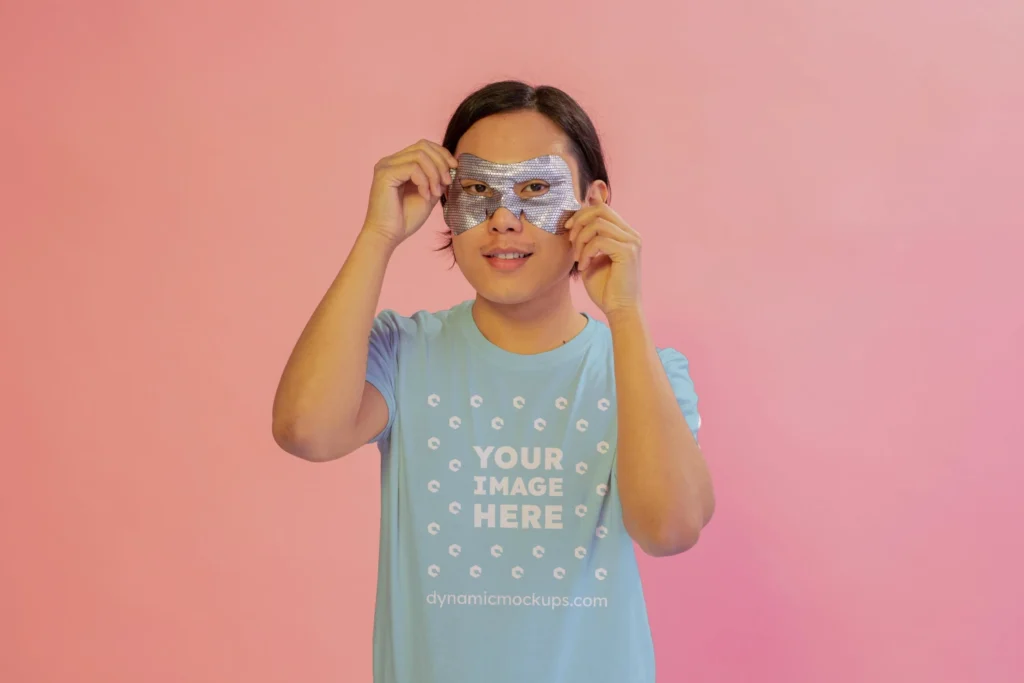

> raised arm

[{"left": 272, "top": 140, "right": 458, "bottom": 461}]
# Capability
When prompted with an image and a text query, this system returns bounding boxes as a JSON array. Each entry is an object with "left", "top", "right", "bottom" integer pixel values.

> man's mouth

[{"left": 484, "top": 249, "right": 534, "bottom": 269}]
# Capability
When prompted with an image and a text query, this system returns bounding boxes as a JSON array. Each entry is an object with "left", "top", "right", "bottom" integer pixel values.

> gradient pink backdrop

[{"left": 3, "top": 2, "right": 1022, "bottom": 682}]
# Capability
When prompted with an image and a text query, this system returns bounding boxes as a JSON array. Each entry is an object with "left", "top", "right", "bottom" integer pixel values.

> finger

[
  {"left": 615, "top": 214, "right": 640, "bottom": 238},
  {"left": 405, "top": 139, "right": 458, "bottom": 169},
  {"left": 572, "top": 218, "right": 636, "bottom": 263},
  {"left": 572, "top": 218, "right": 606, "bottom": 263},
  {"left": 387, "top": 150, "right": 444, "bottom": 197},
  {"left": 398, "top": 141, "right": 458, "bottom": 191},
  {"left": 397, "top": 139, "right": 457, "bottom": 167},
  {"left": 567, "top": 213, "right": 593, "bottom": 247},
  {"left": 570, "top": 220, "right": 597, "bottom": 264},
  {"left": 420, "top": 139, "right": 459, "bottom": 170},
  {"left": 571, "top": 217, "right": 637, "bottom": 252},
  {"left": 578, "top": 235, "right": 612, "bottom": 272},
  {"left": 578, "top": 235, "right": 634, "bottom": 271},
  {"left": 566, "top": 201, "right": 634, "bottom": 237},
  {"left": 565, "top": 206, "right": 597, "bottom": 235},
  {"left": 572, "top": 216, "right": 633, "bottom": 245},
  {"left": 378, "top": 156, "right": 434, "bottom": 200},
  {"left": 413, "top": 141, "right": 457, "bottom": 189},
  {"left": 393, "top": 162, "right": 432, "bottom": 201}
]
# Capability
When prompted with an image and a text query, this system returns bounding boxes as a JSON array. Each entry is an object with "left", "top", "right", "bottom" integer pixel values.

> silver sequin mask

[{"left": 443, "top": 153, "right": 581, "bottom": 235}]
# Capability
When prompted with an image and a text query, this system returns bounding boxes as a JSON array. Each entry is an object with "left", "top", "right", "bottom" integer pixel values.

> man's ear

[{"left": 583, "top": 180, "right": 611, "bottom": 206}]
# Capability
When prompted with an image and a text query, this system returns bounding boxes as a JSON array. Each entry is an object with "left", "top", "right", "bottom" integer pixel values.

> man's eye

[
  {"left": 522, "top": 182, "right": 549, "bottom": 195},
  {"left": 463, "top": 183, "right": 490, "bottom": 195}
]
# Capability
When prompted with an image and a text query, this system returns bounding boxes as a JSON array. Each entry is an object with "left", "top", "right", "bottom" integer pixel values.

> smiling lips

[{"left": 483, "top": 247, "right": 533, "bottom": 271}]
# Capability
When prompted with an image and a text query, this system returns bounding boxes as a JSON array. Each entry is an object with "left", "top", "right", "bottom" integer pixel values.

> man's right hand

[{"left": 361, "top": 139, "right": 459, "bottom": 247}]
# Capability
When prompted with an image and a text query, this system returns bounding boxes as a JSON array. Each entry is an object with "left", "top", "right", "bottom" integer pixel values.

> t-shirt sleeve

[
  {"left": 657, "top": 347, "right": 702, "bottom": 442},
  {"left": 365, "top": 309, "right": 401, "bottom": 444}
]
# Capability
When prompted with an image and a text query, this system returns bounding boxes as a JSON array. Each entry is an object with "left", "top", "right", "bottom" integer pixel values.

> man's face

[{"left": 449, "top": 110, "right": 586, "bottom": 306}]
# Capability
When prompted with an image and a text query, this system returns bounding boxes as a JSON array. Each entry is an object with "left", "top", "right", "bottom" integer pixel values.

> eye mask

[{"left": 443, "top": 153, "right": 581, "bottom": 235}]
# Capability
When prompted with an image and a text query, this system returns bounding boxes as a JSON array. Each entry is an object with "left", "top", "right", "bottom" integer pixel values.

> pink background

[{"left": 3, "top": 1, "right": 1022, "bottom": 682}]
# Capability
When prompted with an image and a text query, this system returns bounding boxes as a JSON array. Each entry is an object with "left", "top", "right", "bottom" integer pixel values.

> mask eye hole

[
  {"left": 517, "top": 180, "right": 550, "bottom": 198},
  {"left": 460, "top": 181, "right": 493, "bottom": 197}
]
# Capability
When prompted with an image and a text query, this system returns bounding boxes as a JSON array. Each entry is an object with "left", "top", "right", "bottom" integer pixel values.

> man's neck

[{"left": 471, "top": 289, "right": 588, "bottom": 356}]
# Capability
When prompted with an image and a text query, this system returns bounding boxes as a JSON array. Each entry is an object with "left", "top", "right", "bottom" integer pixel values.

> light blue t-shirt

[{"left": 364, "top": 299, "right": 701, "bottom": 683}]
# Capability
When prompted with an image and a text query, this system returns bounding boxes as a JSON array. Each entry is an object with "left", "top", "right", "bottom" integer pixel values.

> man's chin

[
  {"left": 473, "top": 286, "right": 536, "bottom": 307},
  {"left": 458, "top": 261, "right": 572, "bottom": 307}
]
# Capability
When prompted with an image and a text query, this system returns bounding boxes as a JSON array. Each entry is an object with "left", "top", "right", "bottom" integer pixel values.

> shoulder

[
  {"left": 655, "top": 345, "right": 701, "bottom": 433},
  {"left": 656, "top": 346, "right": 694, "bottom": 374},
  {"left": 655, "top": 345, "right": 698, "bottom": 393},
  {"left": 371, "top": 299, "right": 473, "bottom": 343}
]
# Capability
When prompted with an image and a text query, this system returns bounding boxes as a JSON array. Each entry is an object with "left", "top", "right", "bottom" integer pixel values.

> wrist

[
  {"left": 604, "top": 304, "right": 646, "bottom": 328},
  {"left": 356, "top": 225, "right": 402, "bottom": 256}
]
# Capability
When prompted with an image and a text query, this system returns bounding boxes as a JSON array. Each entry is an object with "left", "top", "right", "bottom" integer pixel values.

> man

[{"left": 272, "top": 81, "right": 715, "bottom": 683}]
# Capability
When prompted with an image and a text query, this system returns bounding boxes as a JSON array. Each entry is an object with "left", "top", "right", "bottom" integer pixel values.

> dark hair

[{"left": 436, "top": 80, "right": 611, "bottom": 276}]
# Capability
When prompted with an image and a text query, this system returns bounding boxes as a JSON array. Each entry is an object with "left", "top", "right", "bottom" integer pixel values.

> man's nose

[{"left": 488, "top": 206, "right": 524, "bottom": 233}]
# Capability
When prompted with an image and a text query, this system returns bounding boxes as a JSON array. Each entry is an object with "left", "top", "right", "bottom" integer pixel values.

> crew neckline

[{"left": 454, "top": 299, "right": 599, "bottom": 370}]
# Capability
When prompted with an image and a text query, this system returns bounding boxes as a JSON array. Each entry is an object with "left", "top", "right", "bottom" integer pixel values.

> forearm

[
  {"left": 272, "top": 229, "right": 395, "bottom": 454},
  {"left": 608, "top": 307, "right": 714, "bottom": 556}
]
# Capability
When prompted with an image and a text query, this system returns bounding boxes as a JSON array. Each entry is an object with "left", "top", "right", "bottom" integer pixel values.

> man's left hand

[{"left": 566, "top": 197, "right": 643, "bottom": 316}]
